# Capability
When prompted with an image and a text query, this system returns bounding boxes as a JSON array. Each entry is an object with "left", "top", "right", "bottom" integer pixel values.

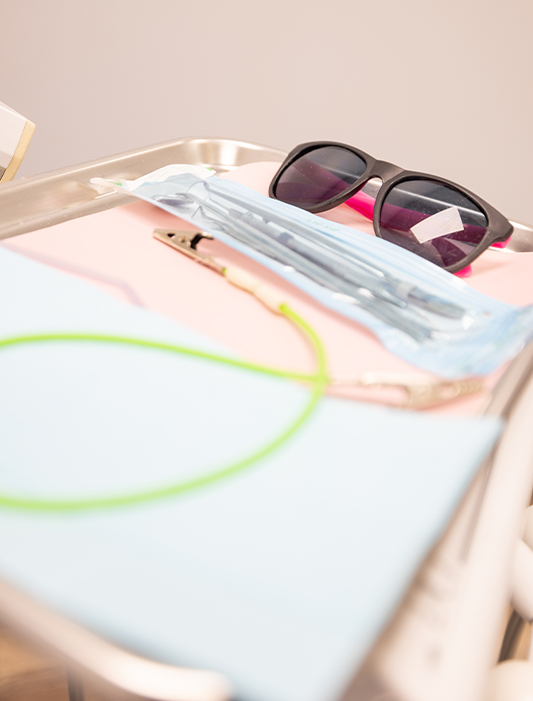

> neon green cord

[{"left": 0, "top": 304, "right": 328, "bottom": 512}]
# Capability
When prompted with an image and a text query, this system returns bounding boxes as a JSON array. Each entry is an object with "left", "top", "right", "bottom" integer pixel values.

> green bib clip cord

[{"left": 0, "top": 251, "right": 328, "bottom": 513}]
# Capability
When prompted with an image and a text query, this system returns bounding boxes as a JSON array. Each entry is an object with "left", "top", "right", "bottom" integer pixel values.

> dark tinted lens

[
  {"left": 379, "top": 179, "right": 488, "bottom": 268},
  {"left": 273, "top": 146, "right": 367, "bottom": 210}
]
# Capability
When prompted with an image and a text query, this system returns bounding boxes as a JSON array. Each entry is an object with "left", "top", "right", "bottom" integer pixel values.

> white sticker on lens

[{"left": 411, "top": 206, "right": 464, "bottom": 243}]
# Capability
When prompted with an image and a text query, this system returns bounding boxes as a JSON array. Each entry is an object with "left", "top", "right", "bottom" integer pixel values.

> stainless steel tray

[
  {"left": 0, "top": 137, "right": 533, "bottom": 701},
  {"left": 0, "top": 136, "right": 286, "bottom": 240}
]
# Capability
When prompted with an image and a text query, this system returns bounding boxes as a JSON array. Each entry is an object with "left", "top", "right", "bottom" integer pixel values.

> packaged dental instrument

[{"left": 92, "top": 166, "right": 533, "bottom": 378}]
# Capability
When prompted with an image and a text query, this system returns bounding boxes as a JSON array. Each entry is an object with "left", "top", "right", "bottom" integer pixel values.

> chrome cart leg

[{"left": 67, "top": 669, "right": 85, "bottom": 701}]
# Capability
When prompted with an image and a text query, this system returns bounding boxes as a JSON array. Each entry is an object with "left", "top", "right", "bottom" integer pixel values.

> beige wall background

[{"left": 2, "top": 0, "right": 532, "bottom": 223}]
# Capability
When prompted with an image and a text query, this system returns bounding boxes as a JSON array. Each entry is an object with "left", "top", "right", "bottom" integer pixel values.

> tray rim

[{"left": 0, "top": 136, "right": 287, "bottom": 240}]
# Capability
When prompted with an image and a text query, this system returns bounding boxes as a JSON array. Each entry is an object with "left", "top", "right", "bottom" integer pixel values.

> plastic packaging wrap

[{"left": 93, "top": 166, "right": 533, "bottom": 378}]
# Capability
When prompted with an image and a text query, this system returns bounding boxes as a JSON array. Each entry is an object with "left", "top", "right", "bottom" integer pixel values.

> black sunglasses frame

[{"left": 269, "top": 141, "right": 513, "bottom": 274}]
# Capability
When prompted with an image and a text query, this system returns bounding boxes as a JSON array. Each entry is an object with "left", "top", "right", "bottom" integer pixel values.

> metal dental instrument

[
  {"left": 206, "top": 182, "right": 468, "bottom": 320},
  {"left": 155, "top": 192, "right": 437, "bottom": 341},
  {"left": 330, "top": 372, "right": 485, "bottom": 409},
  {"left": 234, "top": 210, "right": 407, "bottom": 309}
]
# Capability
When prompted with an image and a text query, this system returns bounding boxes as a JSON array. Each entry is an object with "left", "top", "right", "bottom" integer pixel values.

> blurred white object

[
  {"left": 0, "top": 101, "right": 34, "bottom": 182},
  {"left": 485, "top": 660, "right": 533, "bottom": 701},
  {"left": 522, "top": 506, "right": 533, "bottom": 551},
  {"left": 512, "top": 540, "right": 533, "bottom": 624},
  {"left": 511, "top": 506, "right": 533, "bottom": 626}
]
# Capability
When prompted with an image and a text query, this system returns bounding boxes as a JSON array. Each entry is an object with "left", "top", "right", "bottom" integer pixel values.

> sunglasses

[{"left": 269, "top": 141, "right": 513, "bottom": 274}]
